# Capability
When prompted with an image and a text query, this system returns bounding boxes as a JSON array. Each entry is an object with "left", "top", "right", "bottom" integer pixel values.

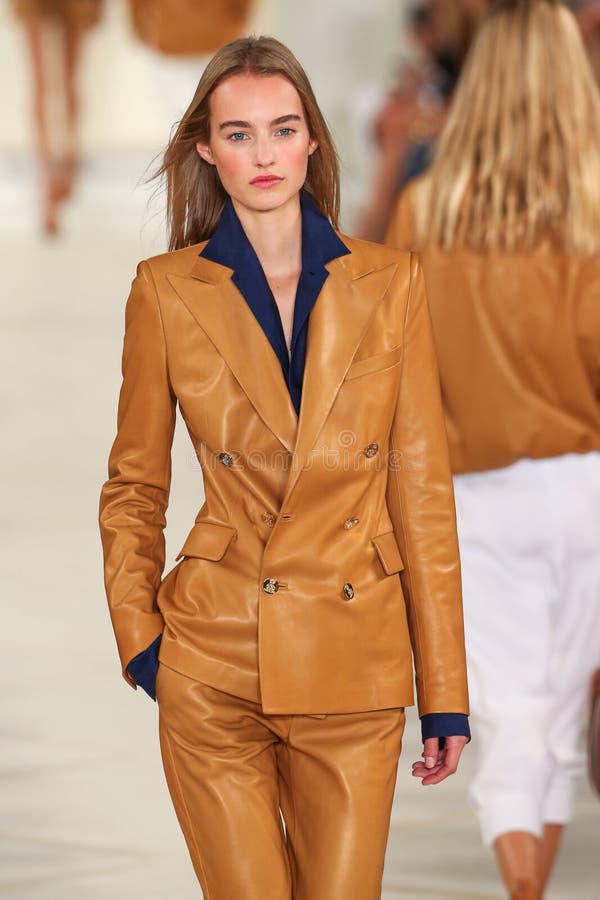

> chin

[{"left": 239, "top": 189, "right": 300, "bottom": 214}]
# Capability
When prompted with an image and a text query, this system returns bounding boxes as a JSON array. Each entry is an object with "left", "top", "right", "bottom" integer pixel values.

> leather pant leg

[
  {"left": 157, "top": 663, "right": 293, "bottom": 900},
  {"left": 276, "top": 706, "right": 406, "bottom": 900}
]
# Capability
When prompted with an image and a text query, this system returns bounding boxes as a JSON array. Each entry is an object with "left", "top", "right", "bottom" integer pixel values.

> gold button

[
  {"left": 263, "top": 578, "right": 279, "bottom": 594},
  {"left": 261, "top": 512, "right": 276, "bottom": 528},
  {"left": 343, "top": 517, "right": 360, "bottom": 529},
  {"left": 342, "top": 582, "right": 355, "bottom": 600},
  {"left": 219, "top": 452, "right": 234, "bottom": 467},
  {"left": 364, "top": 442, "right": 379, "bottom": 458}
]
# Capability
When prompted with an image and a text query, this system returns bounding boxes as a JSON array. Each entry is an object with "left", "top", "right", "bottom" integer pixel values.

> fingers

[
  {"left": 442, "top": 735, "right": 466, "bottom": 774},
  {"left": 422, "top": 736, "right": 439, "bottom": 769},
  {"left": 412, "top": 735, "right": 468, "bottom": 786},
  {"left": 410, "top": 736, "right": 443, "bottom": 771}
]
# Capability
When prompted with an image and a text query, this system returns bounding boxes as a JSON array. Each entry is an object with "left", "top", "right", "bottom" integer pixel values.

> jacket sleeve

[
  {"left": 99, "top": 262, "right": 176, "bottom": 688},
  {"left": 421, "top": 712, "right": 470, "bottom": 743},
  {"left": 385, "top": 253, "right": 469, "bottom": 717}
]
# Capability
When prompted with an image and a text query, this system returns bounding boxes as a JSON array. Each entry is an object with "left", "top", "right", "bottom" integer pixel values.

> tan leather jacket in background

[
  {"left": 99, "top": 237, "right": 469, "bottom": 716},
  {"left": 387, "top": 179, "right": 600, "bottom": 475},
  {"left": 127, "top": 0, "right": 253, "bottom": 56}
]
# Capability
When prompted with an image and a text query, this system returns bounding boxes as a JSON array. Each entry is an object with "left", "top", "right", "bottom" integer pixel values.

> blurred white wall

[{"left": 0, "top": 0, "right": 411, "bottom": 223}]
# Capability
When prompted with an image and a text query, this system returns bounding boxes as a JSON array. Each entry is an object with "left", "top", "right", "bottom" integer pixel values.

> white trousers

[{"left": 453, "top": 452, "right": 600, "bottom": 847}]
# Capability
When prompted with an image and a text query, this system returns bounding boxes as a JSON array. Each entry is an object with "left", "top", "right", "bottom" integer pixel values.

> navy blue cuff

[
  {"left": 420, "top": 713, "right": 471, "bottom": 744},
  {"left": 126, "top": 634, "right": 162, "bottom": 701}
]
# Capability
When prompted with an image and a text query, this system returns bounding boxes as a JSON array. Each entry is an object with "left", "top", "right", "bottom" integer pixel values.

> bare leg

[
  {"left": 24, "top": 18, "right": 48, "bottom": 158},
  {"left": 23, "top": 17, "right": 60, "bottom": 234},
  {"left": 538, "top": 823, "right": 564, "bottom": 894},
  {"left": 493, "top": 831, "right": 542, "bottom": 899},
  {"left": 60, "top": 24, "right": 84, "bottom": 197}
]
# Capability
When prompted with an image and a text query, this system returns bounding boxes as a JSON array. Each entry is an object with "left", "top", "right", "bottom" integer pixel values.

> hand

[{"left": 411, "top": 735, "right": 468, "bottom": 785}]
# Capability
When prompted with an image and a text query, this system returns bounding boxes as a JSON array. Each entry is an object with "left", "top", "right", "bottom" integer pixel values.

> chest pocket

[
  {"left": 175, "top": 521, "right": 237, "bottom": 561},
  {"left": 345, "top": 344, "right": 403, "bottom": 381}
]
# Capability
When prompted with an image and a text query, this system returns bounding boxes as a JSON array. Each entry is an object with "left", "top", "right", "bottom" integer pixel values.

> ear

[
  {"left": 196, "top": 141, "right": 215, "bottom": 165},
  {"left": 308, "top": 138, "right": 319, "bottom": 156}
]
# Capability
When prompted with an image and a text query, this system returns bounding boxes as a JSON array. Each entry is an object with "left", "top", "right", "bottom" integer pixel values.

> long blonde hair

[
  {"left": 415, "top": 0, "right": 600, "bottom": 256},
  {"left": 153, "top": 35, "right": 341, "bottom": 251}
]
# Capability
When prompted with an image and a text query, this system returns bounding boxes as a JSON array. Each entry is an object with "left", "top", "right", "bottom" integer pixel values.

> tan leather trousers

[{"left": 156, "top": 663, "right": 406, "bottom": 899}]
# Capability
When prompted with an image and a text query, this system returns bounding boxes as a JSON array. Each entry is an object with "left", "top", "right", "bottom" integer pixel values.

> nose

[{"left": 254, "top": 132, "right": 275, "bottom": 168}]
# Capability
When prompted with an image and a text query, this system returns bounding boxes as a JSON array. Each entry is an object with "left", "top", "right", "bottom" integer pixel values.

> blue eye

[
  {"left": 277, "top": 127, "right": 295, "bottom": 136},
  {"left": 228, "top": 132, "right": 248, "bottom": 142}
]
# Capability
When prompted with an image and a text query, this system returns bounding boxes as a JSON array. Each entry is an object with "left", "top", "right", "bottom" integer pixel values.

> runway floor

[{"left": 1, "top": 153, "right": 598, "bottom": 899}]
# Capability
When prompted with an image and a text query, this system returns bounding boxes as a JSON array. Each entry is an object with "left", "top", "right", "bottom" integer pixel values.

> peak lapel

[
  {"left": 281, "top": 256, "right": 399, "bottom": 508},
  {"left": 167, "top": 258, "right": 298, "bottom": 454}
]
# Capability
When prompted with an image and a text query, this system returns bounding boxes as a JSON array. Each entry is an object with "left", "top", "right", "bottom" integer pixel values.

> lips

[{"left": 250, "top": 175, "right": 283, "bottom": 187}]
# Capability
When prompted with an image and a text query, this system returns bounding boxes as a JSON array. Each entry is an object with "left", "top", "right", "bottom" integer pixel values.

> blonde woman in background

[
  {"left": 11, "top": 0, "right": 103, "bottom": 234},
  {"left": 387, "top": 2, "right": 600, "bottom": 898}
]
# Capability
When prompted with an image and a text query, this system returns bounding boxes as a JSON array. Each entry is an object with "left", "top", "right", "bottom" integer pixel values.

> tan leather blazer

[
  {"left": 99, "top": 237, "right": 469, "bottom": 716},
  {"left": 387, "top": 179, "right": 600, "bottom": 475}
]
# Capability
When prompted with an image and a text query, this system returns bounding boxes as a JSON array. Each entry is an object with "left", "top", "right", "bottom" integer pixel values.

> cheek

[
  {"left": 212, "top": 147, "right": 248, "bottom": 186},
  {"left": 284, "top": 141, "right": 312, "bottom": 174}
]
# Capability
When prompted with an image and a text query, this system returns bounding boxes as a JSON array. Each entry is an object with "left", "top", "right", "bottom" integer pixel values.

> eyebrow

[{"left": 218, "top": 114, "right": 302, "bottom": 131}]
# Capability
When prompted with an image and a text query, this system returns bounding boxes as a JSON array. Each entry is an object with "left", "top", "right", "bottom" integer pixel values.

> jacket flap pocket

[
  {"left": 371, "top": 531, "right": 404, "bottom": 575},
  {"left": 175, "top": 522, "right": 237, "bottom": 561},
  {"left": 345, "top": 344, "right": 403, "bottom": 381}
]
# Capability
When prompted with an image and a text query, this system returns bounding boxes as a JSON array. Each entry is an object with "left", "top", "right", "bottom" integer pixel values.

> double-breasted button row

[
  {"left": 263, "top": 512, "right": 357, "bottom": 530},
  {"left": 263, "top": 578, "right": 355, "bottom": 600},
  {"left": 221, "top": 442, "right": 377, "bottom": 471}
]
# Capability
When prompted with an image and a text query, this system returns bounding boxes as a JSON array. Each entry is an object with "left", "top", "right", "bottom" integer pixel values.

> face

[{"left": 196, "top": 72, "right": 319, "bottom": 217}]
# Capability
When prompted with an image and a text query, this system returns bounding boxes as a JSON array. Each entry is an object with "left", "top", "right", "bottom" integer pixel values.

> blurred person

[
  {"left": 356, "top": 0, "right": 489, "bottom": 242},
  {"left": 387, "top": 1, "right": 600, "bottom": 898},
  {"left": 428, "top": 0, "right": 489, "bottom": 76},
  {"left": 99, "top": 34, "right": 470, "bottom": 899},
  {"left": 10, "top": 0, "right": 104, "bottom": 235}
]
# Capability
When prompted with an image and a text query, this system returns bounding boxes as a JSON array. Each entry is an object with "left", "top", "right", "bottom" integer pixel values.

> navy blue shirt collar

[
  {"left": 200, "top": 190, "right": 348, "bottom": 277},
  {"left": 199, "top": 191, "right": 350, "bottom": 415}
]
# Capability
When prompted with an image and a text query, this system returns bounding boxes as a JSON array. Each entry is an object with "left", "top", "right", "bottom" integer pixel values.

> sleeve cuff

[
  {"left": 126, "top": 633, "right": 162, "bottom": 701},
  {"left": 420, "top": 713, "right": 471, "bottom": 743}
]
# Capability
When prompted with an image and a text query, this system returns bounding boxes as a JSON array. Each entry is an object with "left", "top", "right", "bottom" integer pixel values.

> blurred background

[{"left": 1, "top": 1, "right": 599, "bottom": 897}]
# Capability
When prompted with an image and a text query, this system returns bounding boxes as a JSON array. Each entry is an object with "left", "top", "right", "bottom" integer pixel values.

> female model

[
  {"left": 99, "top": 36, "right": 470, "bottom": 899},
  {"left": 387, "top": 2, "right": 600, "bottom": 899},
  {"left": 11, "top": 0, "right": 103, "bottom": 234}
]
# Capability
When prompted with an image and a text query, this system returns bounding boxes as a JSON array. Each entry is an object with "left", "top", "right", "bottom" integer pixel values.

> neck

[{"left": 232, "top": 194, "right": 302, "bottom": 278}]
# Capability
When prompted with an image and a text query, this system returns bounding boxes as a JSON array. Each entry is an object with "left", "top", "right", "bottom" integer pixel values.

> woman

[
  {"left": 11, "top": 0, "right": 103, "bottom": 234},
  {"left": 387, "top": 2, "right": 600, "bottom": 899},
  {"left": 99, "top": 36, "right": 470, "bottom": 899}
]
